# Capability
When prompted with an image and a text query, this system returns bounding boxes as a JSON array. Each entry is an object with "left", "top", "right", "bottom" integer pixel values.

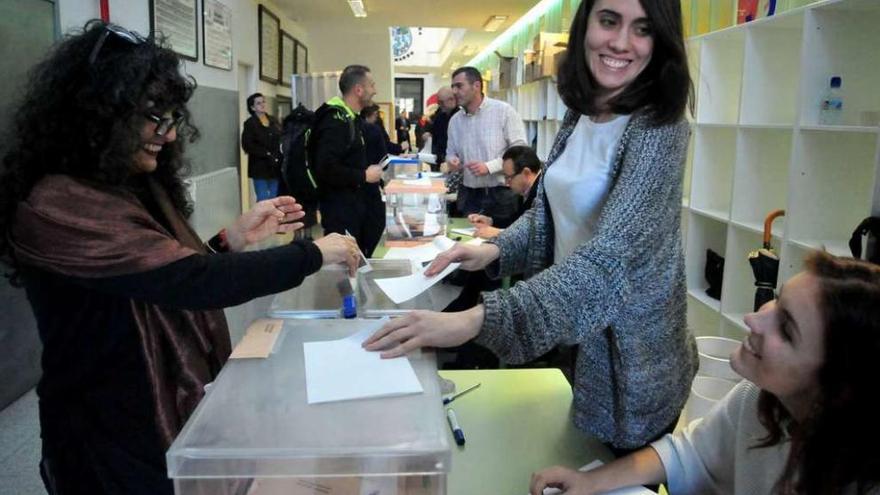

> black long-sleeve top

[{"left": 22, "top": 241, "right": 322, "bottom": 493}]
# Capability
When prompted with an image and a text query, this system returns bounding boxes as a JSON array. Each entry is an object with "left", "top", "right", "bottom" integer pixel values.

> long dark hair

[
  {"left": 557, "top": 0, "right": 693, "bottom": 125},
  {"left": 0, "top": 20, "right": 198, "bottom": 277},
  {"left": 755, "top": 251, "right": 880, "bottom": 494}
]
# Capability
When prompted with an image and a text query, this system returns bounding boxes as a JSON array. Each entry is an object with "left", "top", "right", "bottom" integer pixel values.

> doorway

[{"left": 237, "top": 62, "right": 256, "bottom": 212}]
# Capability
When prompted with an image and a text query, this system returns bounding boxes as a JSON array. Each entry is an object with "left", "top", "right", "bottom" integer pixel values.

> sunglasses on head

[{"left": 89, "top": 24, "right": 148, "bottom": 65}]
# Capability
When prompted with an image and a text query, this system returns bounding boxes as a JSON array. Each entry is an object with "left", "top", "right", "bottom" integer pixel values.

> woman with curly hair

[
  {"left": 530, "top": 251, "right": 880, "bottom": 495},
  {"left": 0, "top": 22, "right": 358, "bottom": 494}
]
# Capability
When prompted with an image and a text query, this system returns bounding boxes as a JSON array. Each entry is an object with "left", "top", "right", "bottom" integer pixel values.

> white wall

[
  {"left": 308, "top": 26, "right": 395, "bottom": 110},
  {"left": 56, "top": 0, "right": 307, "bottom": 96}
]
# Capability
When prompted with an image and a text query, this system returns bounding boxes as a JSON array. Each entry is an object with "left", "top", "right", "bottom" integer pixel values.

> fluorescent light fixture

[
  {"left": 348, "top": 0, "right": 367, "bottom": 18},
  {"left": 467, "top": 0, "right": 557, "bottom": 66},
  {"left": 483, "top": 15, "right": 508, "bottom": 32}
]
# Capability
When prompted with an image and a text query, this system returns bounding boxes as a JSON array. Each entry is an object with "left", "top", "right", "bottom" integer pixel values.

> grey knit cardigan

[{"left": 478, "top": 109, "right": 698, "bottom": 449}]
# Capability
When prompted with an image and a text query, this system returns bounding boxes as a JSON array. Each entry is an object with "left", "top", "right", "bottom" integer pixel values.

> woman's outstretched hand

[
  {"left": 226, "top": 196, "right": 305, "bottom": 251},
  {"left": 362, "top": 306, "right": 485, "bottom": 358}
]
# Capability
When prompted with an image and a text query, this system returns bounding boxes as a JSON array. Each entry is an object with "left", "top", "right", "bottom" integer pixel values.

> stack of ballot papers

[{"left": 303, "top": 319, "right": 423, "bottom": 404}]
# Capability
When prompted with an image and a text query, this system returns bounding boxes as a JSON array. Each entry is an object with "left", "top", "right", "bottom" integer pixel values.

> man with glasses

[{"left": 468, "top": 145, "right": 543, "bottom": 238}]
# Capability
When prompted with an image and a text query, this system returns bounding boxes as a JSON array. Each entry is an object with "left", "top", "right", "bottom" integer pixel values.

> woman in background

[{"left": 242, "top": 92, "right": 282, "bottom": 201}]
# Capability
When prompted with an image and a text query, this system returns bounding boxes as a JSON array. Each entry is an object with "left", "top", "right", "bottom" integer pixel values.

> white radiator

[{"left": 185, "top": 167, "right": 241, "bottom": 241}]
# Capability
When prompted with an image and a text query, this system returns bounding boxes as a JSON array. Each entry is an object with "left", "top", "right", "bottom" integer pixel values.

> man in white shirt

[{"left": 446, "top": 67, "right": 527, "bottom": 226}]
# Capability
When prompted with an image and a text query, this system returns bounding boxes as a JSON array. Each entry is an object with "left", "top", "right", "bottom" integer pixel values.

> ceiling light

[
  {"left": 483, "top": 15, "right": 508, "bottom": 32},
  {"left": 348, "top": 0, "right": 367, "bottom": 18}
]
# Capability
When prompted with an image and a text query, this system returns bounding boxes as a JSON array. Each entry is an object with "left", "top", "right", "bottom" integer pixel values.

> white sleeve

[{"left": 650, "top": 382, "right": 752, "bottom": 494}]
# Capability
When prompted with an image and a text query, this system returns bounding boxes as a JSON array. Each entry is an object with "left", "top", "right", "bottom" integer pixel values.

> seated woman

[
  {"left": 530, "top": 251, "right": 880, "bottom": 495},
  {"left": 0, "top": 22, "right": 358, "bottom": 495}
]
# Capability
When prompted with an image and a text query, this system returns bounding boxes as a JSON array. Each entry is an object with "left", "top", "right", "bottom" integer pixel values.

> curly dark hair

[
  {"left": 755, "top": 251, "right": 880, "bottom": 494},
  {"left": 0, "top": 20, "right": 199, "bottom": 278}
]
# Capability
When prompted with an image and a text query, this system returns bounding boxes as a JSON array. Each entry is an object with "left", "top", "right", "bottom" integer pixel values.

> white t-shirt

[{"left": 544, "top": 113, "right": 630, "bottom": 262}]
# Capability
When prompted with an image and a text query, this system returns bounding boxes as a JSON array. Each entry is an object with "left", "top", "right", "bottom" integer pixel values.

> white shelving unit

[{"left": 684, "top": 0, "right": 880, "bottom": 339}]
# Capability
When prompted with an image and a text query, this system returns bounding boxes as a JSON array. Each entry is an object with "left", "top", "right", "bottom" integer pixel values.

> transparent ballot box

[
  {"left": 268, "top": 260, "right": 437, "bottom": 318},
  {"left": 381, "top": 154, "right": 421, "bottom": 180},
  {"left": 384, "top": 179, "right": 448, "bottom": 247},
  {"left": 167, "top": 319, "right": 451, "bottom": 495}
]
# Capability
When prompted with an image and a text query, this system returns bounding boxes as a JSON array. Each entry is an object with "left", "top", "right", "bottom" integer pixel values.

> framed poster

[
  {"left": 295, "top": 39, "right": 308, "bottom": 75},
  {"left": 376, "top": 102, "right": 394, "bottom": 141},
  {"left": 280, "top": 31, "right": 295, "bottom": 87},
  {"left": 202, "top": 0, "right": 232, "bottom": 71},
  {"left": 258, "top": 4, "right": 280, "bottom": 84},
  {"left": 150, "top": 0, "right": 198, "bottom": 61}
]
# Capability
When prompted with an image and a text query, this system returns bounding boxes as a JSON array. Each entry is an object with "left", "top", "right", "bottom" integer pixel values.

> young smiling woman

[
  {"left": 529, "top": 251, "right": 880, "bottom": 495},
  {"left": 366, "top": 0, "right": 697, "bottom": 453}
]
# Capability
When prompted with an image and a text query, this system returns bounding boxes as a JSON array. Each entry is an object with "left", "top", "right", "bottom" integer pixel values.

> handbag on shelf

[
  {"left": 849, "top": 217, "right": 880, "bottom": 264},
  {"left": 705, "top": 248, "right": 724, "bottom": 300}
]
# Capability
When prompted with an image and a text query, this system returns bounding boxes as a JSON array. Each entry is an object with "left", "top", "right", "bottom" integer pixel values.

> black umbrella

[{"left": 749, "top": 209, "right": 785, "bottom": 311}]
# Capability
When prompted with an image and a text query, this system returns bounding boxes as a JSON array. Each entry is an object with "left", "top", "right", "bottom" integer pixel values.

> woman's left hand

[
  {"left": 226, "top": 196, "right": 305, "bottom": 251},
  {"left": 475, "top": 225, "right": 503, "bottom": 239},
  {"left": 362, "top": 306, "right": 485, "bottom": 358}
]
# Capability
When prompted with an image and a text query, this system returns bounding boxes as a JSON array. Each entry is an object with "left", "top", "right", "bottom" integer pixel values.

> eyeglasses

[
  {"left": 89, "top": 24, "right": 147, "bottom": 65},
  {"left": 144, "top": 111, "right": 184, "bottom": 136},
  {"left": 503, "top": 169, "right": 523, "bottom": 183}
]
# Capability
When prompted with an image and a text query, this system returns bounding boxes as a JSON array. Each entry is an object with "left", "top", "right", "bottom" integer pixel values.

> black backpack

[
  {"left": 280, "top": 104, "right": 318, "bottom": 203},
  {"left": 280, "top": 103, "right": 357, "bottom": 203}
]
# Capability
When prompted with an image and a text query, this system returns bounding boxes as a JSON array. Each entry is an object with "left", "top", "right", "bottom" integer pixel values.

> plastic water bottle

[{"left": 819, "top": 76, "right": 843, "bottom": 126}]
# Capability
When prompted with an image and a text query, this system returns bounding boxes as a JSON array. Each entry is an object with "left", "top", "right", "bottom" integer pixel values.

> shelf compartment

[
  {"left": 787, "top": 130, "right": 878, "bottom": 244},
  {"left": 690, "top": 126, "right": 737, "bottom": 218},
  {"left": 739, "top": 12, "right": 804, "bottom": 125},
  {"left": 798, "top": 4, "right": 880, "bottom": 127},
  {"left": 685, "top": 212, "right": 728, "bottom": 310},
  {"left": 721, "top": 224, "right": 780, "bottom": 317},
  {"left": 687, "top": 293, "right": 722, "bottom": 337},
  {"left": 730, "top": 128, "right": 791, "bottom": 235},
  {"left": 696, "top": 29, "right": 745, "bottom": 124}
]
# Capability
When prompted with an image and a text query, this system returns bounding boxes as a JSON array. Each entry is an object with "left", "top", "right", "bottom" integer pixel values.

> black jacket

[
  {"left": 241, "top": 115, "right": 282, "bottom": 179},
  {"left": 363, "top": 122, "right": 403, "bottom": 166},
  {"left": 310, "top": 99, "right": 368, "bottom": 199},
  {"left": 430, "top": 107, "right": 459, "bottom": 164}
]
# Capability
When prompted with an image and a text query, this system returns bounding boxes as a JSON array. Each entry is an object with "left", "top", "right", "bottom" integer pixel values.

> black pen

[{"left": 442, "top": 382, "right": 481, "bottom": 405}]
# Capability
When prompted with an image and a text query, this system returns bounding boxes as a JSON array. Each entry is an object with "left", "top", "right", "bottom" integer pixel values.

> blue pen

[{"left": 446, "top": 408, "right": 465, "bottom": 446}]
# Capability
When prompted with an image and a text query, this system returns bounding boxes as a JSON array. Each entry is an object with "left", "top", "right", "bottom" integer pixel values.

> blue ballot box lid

[{"left": 166, "top": 319, "right": 450, "bottom": 479}]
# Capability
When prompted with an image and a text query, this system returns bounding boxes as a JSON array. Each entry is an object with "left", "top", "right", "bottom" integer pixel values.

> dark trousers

[
  {"left": 457, "top": 185, "right": 519, "bottom": 227},
  {"left": 320, "top": 189, "right": 384, "bottom": 257}
]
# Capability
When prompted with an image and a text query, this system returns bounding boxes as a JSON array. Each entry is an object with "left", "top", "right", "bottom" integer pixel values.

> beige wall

[{"left": 307, "top": 26, "right": 395, "bottom": 108}]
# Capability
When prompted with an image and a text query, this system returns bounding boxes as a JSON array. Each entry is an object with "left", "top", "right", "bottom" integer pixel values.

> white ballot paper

[
  {"left": 383, "top": 236, "right": 456, "bottom": 265},
  {"left": 540, "top": 460, "right": 654, "bottom": 495},
  {"left": 450, "top": 226, "right": 477, "bottom": 237},
  {"left": 303, "top": 319, "right": 423, "bottom": 404},
  {"left": 374, "top": 259, "right": 461, "bottom": 304}
]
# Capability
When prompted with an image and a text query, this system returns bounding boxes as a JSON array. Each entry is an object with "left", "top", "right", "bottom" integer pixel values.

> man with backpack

[{"left": 309, "top": 65, "right": 384, "bottom": 255}]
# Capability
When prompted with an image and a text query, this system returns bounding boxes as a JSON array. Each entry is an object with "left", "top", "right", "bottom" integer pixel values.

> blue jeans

[{"left": 253, "top": 179, "right": 279, "bottom": 202}]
